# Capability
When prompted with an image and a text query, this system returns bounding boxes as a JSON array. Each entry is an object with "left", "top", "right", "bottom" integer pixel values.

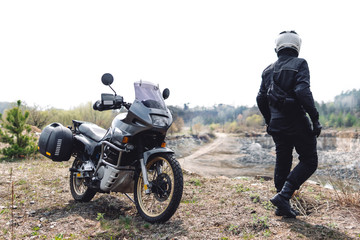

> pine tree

[{"left": 0, "top": 100, "right": 37, "bottom": 159}]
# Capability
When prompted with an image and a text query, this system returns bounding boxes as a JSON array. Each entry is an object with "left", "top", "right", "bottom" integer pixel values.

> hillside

[{"left": 1, "top": 151, "right": 359, "bottom": 239}]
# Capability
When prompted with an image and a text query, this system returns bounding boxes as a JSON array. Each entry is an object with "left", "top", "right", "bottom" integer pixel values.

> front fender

[{"left": 143, "top": 147, "right": 174, "bottom": 164}]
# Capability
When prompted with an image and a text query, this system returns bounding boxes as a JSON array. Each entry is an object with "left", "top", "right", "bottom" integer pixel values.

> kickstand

[{"left": 123, "top": 193, "right": 135, "bottom": 204}]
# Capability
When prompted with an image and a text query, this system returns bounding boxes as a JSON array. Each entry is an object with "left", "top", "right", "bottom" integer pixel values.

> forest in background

[{"left": 0, "top": 88, "right": 359, "bottom": 133}]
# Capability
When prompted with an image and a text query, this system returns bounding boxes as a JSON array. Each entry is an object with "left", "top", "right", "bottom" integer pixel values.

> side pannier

[{"left": 38, "top": 123, "right": 73, "bottom": 161}]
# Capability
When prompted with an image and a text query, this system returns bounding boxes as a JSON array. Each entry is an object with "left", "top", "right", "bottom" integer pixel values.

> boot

[
  {"left": 270, "top": 181, "right": 296, "bottom": 218},
  {"left": 275, "top": 207, "right": 299, "bottom": 216},
  {"left": 274, "top": 188, "right": 299, "bottom": 216}
]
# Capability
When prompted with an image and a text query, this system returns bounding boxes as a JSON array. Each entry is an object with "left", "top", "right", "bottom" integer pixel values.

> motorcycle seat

[{"left": 78, "top": 122, "right": 107, "bottom": 142}]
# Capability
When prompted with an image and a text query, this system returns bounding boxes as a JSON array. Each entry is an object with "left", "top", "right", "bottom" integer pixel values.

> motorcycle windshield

[{"left": 134, "top": 81, "right": 166, "bottom": 110}]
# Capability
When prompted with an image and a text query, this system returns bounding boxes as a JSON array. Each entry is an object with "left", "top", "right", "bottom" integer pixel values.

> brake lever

[{"left": 123, "top": 102, "right": 132, "bottom": 110}]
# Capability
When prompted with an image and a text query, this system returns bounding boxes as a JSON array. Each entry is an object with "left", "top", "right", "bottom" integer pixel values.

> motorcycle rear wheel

[
  {"left": 134, "top": 153, "right": 183, "bottom": 223},
  {"left": 69, "top": 158, "right": 97, "bottom": 202}
]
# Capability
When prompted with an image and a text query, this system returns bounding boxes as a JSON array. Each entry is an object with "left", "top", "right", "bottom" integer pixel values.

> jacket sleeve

[
  {"left": 256, "top": 71, "right": 271, "bottom": 125},
  {"left": 294, "top": 60, "right": 319, "bottom": 122}
]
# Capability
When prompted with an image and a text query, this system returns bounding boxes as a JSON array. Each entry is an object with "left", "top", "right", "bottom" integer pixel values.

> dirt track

[{"left": 178, "top": 133, "right": 276, "bottom": 178}]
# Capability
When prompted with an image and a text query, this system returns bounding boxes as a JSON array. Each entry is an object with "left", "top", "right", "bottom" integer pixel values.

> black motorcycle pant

[{"left": 271, "top": 132, "right": 318, "bottom": 191}]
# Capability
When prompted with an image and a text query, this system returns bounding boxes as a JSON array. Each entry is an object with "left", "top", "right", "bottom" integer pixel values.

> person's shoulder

[
  {"left": 263, "top": 63, "right": 274, "bottom": 73},
  {"left": 261, "top": 63, "right": 274, "bottom": 78},
  {"left": 291, "top": 57, "right": 308, "bottom": 68},
  {"left": 292, "top": 57, "right": 306, "bottom": 63}
]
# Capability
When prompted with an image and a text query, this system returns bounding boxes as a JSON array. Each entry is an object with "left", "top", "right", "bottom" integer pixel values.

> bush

[
  {"left": 0, "top": 100, "right": 37, "bottom": 159},
  {"left": 245, "top": 114, "right": 263, "bottom": 128},
  {"left": 169, "top": 117, "right": 185, "bottom": 135}
]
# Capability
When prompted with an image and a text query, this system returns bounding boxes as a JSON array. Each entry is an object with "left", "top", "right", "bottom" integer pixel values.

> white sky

[{"left": 1, "top": 0, "right": 359, "bottom": 110}]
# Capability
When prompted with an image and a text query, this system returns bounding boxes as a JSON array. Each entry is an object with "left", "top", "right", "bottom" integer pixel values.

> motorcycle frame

[{"left": 94, "top": 140, "right": 174, "bottom": 194}]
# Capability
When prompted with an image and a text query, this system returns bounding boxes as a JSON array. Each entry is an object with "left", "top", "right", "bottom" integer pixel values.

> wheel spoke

[
  {"left": 71, "top": 159, "right": 90, "bottom": 196},
  {"left": 137, "top": 156, "right": 175, "bottom": 217}
]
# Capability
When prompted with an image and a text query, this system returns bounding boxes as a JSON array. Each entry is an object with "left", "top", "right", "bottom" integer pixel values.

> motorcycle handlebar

[
  {"left": 93, "top": 100, "right": 102, "bottom": 111},
  {"left": 93, "top": 98, "right": 131, "bottom": 111}
]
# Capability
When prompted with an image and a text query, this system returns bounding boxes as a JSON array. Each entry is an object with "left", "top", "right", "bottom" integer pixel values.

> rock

[
  {"left": 28, "top": 210, "right": 36, "bottom": 216},
  {"left": 248, "top": 143, "right": 262, "bottom": 151},
  {"left": 255, "top": 175, "right": 272, "bottom": 181},
  {"left": 198, "top": 133, "right": 211, "bottom": 142},
  {"left": 216, "top": 176, "right": 229, "bottom": 180}
]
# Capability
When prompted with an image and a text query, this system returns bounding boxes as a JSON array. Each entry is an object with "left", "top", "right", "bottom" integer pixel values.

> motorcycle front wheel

[
  {"left": 134, "top": 153, "right": 183, "bottom": 223},
  {"left": 69, "top": 158, "right": 97, "bottom": 202}
]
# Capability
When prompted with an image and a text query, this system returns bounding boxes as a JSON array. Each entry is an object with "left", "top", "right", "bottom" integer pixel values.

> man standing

[{"left": 256, "top": 31, "right": 322, "bottom": 218}]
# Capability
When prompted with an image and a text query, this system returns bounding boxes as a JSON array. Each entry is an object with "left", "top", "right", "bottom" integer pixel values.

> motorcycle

[{"left": 38, "top": 73, "right": 183, "bottom": 223}]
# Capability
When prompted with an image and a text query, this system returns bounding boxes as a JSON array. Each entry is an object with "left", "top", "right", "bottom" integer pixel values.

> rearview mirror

[
  {"left": 162, "top": 88, "right": 170, "bottom": 100},
  {"left": 101, "top": 73, "right": 114, "bottom": 86}
]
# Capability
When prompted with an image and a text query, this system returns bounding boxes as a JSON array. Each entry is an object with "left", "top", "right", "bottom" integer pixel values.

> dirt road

[{"left": 178, "top": 132, "right": 275, "bottom": 178}]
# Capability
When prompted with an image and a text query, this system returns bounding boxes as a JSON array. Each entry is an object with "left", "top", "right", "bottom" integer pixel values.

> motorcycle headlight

[{"left": 151, "top": 115, "right": 168, "bottom": 127}]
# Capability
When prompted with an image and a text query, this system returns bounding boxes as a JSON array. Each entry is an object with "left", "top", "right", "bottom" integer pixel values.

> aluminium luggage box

[{"left": 38, "top": 122, "right": 73, "bottom": 161}]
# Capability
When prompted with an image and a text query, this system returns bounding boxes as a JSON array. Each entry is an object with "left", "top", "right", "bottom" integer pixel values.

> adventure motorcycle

[{"left": 38, "top": 73, "right": 183, "bottom": 223}]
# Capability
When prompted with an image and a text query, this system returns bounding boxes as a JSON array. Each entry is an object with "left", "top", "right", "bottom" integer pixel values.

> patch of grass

[
  {"left": 328, "top": 222, "right": 337, "bottom": 229},
  {"left": 2, "top": 228, "right": 8, "bottom": 236},
  {"left": 15, "top": 179, "right": 27, "bottom": 186},
  {"left": 330, "top": 178, "right": 360, "bottom": 206},
  {"left": 94, "top": 215, "right": 138, "bottom": 238},
  {"left": 296, "top": 233, "right": 305, "bottom": 238},
  {"left": 251, "top": 214, "right": 269, "bottom": 231},
  {"left": 242, "top": 232, "right": 255, "bottom": 239},
  {"left": 119, "top": 216, "right": 132, "bottom": 230},
  {"left": 262, "top": 200, "right": 275, "bottom": 211},
  {"left": 263, "top": 229, "right": 272, "bottom": 237},
  {"left": 314, "top": 194, "right": 322, "bottom": 201},
  {"left": 234, "top": 184, "right": 250, "bottom": 193},
  {"left": 226, "top": 223, "right": 240, "bottom": 235},
  {"left": 96, "top": 212, "right": 105, "bottom": 221},
  {"left": 189, "top": 178, "right": 202, "bottom": 187},
  {"left": 181, "top": 197, "right": 198, "bottom": 204},
  {"left": 32, "top": 226, "right": 40, "bottom": 231},
  {"left": 250, "top": 193, "right": 260, "bottom": 203},
  {"left": 96, "top": 212, "right": 110, "bottom": 229},
  {"left": 292, "top": 187, "right": 322, "bottom": 216},
  {"left": 0, "top": 208, "right": 10, "bottom": 215},
  {"left": 53, "top": 233, "right": 64, "bottom": 240}
]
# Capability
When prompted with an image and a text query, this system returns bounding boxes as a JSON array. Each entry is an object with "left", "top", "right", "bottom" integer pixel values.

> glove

[{"left": 312, "top": 121, "right": 322, "bottom": 138}]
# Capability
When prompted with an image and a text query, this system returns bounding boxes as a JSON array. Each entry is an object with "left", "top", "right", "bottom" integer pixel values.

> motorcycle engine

[{"left": 102, "top": 146, "right": 120, "bottom": 166}]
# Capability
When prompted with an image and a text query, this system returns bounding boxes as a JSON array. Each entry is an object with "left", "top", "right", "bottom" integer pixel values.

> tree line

[
  {"left": 316, "top": 89, "right": 360, "bottom": 128},
  {"left": 0, "top": 89, "right": 359, "bottom": 159},
  {"left": 1, "top": 89, "right": 359, "bottom": 132}
]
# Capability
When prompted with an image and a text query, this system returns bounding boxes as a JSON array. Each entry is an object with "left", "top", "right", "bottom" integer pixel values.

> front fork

[
  {"left": 140, "top": 158, "right": 151, "bottom": 194},
  {"left": 139, "top": 147, "right": 175, "bottom": 195}
]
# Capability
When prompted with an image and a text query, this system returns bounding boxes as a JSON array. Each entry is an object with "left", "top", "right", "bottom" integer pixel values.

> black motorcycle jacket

[{"left": 256, "top": 49, "right": 319, "bottom": 135}]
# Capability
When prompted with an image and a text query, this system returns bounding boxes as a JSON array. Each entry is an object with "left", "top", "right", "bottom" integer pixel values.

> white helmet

[{"left": 275, "top": 31, "right": 302, "bottom": 54}]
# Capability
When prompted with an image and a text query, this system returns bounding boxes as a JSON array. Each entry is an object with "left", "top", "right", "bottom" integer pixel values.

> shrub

[
  {"left": 0, "top": 100, "right": 37, "bottom": 159},
  {"left": 245, "top": 114, "right": 263, "bottom": 128}
]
